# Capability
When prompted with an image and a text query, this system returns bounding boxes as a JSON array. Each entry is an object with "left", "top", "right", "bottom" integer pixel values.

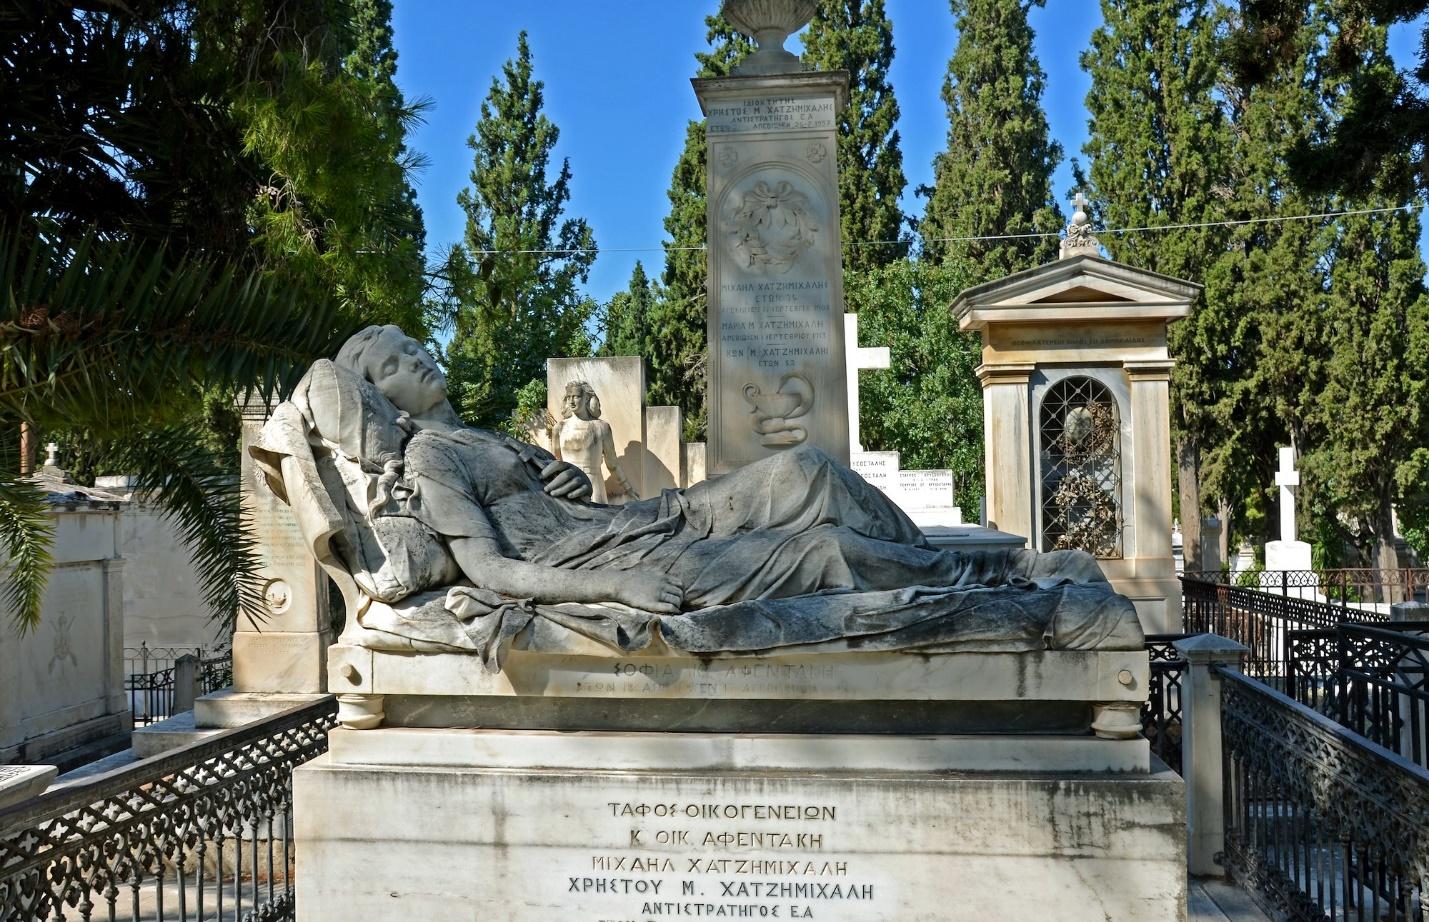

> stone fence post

[{"left": 1174, "top": 633, "right": 1249, "bottom": 877}]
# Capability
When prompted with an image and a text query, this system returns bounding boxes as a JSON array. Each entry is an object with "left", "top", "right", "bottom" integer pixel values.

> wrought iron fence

[
  {"left": 1217, "top": 666, "right": 1429, "bottom": 921},
  {"left": 1186, "top": 568, "right": 1429, "bottom": 608},
  {"left": 1183, "top": 576, "right": 1389, "bottom": 682},
  {"left": 126, "top": 653, "right": 232, "bottom": 728},
  {"left": 1142, "top": 634, "right": 1188, "bottom": 775},
  {"left": 0, "top": 696, "right": 336, "bottom": 922},
  {"left": 1284, "top": 621, "right": 1429, "bottom": 772}
]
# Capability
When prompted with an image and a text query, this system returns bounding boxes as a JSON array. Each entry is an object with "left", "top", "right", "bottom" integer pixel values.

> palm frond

[
  {"left": 0, "top": 226, "right": 362, "bottom": 434},
  {"left": 0, "top": 475, "right": 54, "bottom": 634},
  {"left": 101, "top": 425, "right": 264, "bottom": 631}
]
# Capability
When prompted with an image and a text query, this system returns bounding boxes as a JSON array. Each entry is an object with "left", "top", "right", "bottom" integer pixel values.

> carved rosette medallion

[
  {"left": 726, "top": 178, "right": 819, "bottom": 275},
  {"left": 805, "top": 142, "right": 827, "bottom": 164}
]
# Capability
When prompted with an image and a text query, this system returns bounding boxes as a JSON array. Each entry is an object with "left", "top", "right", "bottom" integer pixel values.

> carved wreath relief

[{"left": 727, "top": 179, "right": 818, "bottom": 275}]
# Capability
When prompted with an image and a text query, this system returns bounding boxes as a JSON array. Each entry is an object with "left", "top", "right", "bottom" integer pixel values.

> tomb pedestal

[{"left": 296, "top": 639, "right": 1182, "bottom": 922}]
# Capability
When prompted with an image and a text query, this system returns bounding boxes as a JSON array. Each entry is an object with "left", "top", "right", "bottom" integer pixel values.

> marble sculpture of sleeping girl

[{"left": 251, "top": 325, "right": 1143, "bottom": 671}]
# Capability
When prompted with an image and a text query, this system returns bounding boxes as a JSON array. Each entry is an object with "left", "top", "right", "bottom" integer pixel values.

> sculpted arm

[{"left": 446, "top": 534, "right": 681, "bottom": 613}]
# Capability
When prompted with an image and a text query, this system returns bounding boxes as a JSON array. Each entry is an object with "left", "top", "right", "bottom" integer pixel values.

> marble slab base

[
  {"left": 295, "top": 737, "right": 1185, "bottom": 922},
  {"left": 326, "top": 726, "right": 1150, "bottom": 773}
]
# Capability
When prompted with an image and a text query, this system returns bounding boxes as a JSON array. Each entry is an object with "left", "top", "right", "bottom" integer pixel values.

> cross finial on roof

[{"left": 1060, "top": 191, "right": 1102, "bottom": 260}]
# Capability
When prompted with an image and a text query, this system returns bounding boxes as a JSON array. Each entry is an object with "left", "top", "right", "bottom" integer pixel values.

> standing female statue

[
  {"left": 254, "top": 325, "right": 1141, "bottom": 667},
  {"left": 554, "top": 381, "right": 638, "bottom": 504}
]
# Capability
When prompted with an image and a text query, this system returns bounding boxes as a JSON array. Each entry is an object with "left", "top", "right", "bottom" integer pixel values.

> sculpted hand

[
  {"left": 617, "top": 573, "right": 685, "bottom": 614},
  {"left": 540, "top": 461, "right": 593, "bottom": 500}
]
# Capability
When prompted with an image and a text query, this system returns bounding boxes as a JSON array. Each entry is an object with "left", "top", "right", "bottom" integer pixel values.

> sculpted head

[
  {"left": 562, "top": 381, "right": 601, "bottom": 421},
  {"left": 336, "top": 325, "right": 448, "bottom": 415}
]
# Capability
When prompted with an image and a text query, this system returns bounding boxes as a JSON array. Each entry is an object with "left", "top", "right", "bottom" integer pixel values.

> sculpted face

[
  {"left": 563, "top": 383, "right": 595, "bottom": 421},
  {"left": 367, "top": 328, "right": 448, "bottom": 414}
]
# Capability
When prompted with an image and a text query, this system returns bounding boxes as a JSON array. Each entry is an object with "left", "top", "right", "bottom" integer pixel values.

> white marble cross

[
  {"left": 43, "top": 441, "right": 59, "bottom": 468},
  {"left": 844, "top": 313, "right": 891, "bottom": 453},
  {"left": 1274, "top": 446, "right": 1300, "bottom": 543}
]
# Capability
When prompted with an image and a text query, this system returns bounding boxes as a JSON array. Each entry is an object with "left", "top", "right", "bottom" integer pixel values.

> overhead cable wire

[{"left": 454, "top": 203, "right": 1419, "bottom": 257}]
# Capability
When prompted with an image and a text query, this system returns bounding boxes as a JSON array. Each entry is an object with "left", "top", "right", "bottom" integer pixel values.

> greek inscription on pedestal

[{"left": 569, "top": 800, "right": 876, "bottom": 920}]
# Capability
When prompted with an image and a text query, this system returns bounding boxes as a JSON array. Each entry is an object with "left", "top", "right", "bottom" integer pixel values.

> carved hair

[
  {"left": 333, "top": 324, "right": 412, "bottom": 519},
  {"left": 562, "top": 381, "right": 602, "bottom": 420},
  {"left": 335, "top": 324, "right": 406, "bottom": 382}
]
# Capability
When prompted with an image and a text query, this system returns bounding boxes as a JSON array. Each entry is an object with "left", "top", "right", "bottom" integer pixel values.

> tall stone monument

[{"left": 696, "top": 0, "right": 851, "bottom": 474}]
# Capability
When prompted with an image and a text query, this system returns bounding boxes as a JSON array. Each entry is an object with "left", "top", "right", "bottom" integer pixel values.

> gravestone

[
  {"left": 683, "top": 442, "right": 707, "bottom": 487},
  {"left": 850, "top": 450, "right": 900, "bottom": 496},
  {"left": 696, "top": 61, "right": 851, "bottom": 475},
  {"left": 844, "top": 313, "right": 890, "bottom": 454},
  {"left": 642, "top": 406, "right": 683, "bottom": 498},
  {"left": 1265, "top": 446, "right": 1312, "bottom": 572},
  {"left": 898, "top": 468, "right": 961, "bottom": 527}
]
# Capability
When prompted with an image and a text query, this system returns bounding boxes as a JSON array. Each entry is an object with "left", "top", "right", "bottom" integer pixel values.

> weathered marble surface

[
  {"left": 698, "top": 72, "right": 852, "bottom": 473},
  {"left": 295, "top": 746, "right": 1185, "bottom": 922},
  {"left": 252, "top": 326, "right": 1143, "bottom": 676}
]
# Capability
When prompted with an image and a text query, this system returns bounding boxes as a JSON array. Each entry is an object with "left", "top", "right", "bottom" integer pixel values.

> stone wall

[{"left": 0, "top": 501, "right": 128, "bottom": 766}]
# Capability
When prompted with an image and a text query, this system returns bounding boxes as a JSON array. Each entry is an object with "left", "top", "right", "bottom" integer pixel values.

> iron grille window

[{"left": 1038, "top": 376, "right": 1123, "bottom": 557}]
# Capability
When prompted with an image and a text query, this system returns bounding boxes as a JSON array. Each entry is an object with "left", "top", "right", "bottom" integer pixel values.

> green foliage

[
  {"left": 498, "top": 377, "right": 552, "bottom": 441},
  {"left": 920, "top": 0, "right": 1063, "bottom": 275},
  {"left": 1231, "top": 0, "right": 1429, "bottom": 197},
  {"left": 0, "top": 0, "right": 426, "bottom": 632},
  {"left": 0, "top": 226, "right": 359, "bottom": 631},
  {"left": 0, "top": 476, "right": 53, "bottom": 633},
  {"left": 846, "top": 260, "right": 985, "bottom": 510},
  {"left": 802, "top": 0, "right": 908, "bottom": 270},
  {"left": 443, "top": 32, "right": 598, "bottom": 428},
  {"left": 601, "top": 262, "right": 656, "bottom": 358},
  {"left": 652, "top": 16, "right": 754, "bottom": 441},
  {"left": 1079, "top": 0, "right": 1232, "bottom": 563}
]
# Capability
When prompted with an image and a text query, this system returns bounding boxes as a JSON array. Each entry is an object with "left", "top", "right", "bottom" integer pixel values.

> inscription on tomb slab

[
  {"left": 566, "top": 798, "right": 880, "bottom": 920},
  {"left": 707, "top": 97, "right": 837, "bottom": 134}
]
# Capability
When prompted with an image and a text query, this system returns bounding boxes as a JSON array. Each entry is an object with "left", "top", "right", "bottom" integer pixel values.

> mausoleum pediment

[{"left": 952, "top": 254, "right": 1200, "bottom": 331}]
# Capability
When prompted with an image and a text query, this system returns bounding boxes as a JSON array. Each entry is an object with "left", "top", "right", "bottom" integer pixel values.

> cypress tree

[
  {"left": 340, "top": 0, "right": 429, "bottom": 332},
  {"left": 1080, "top": 0, "right": 1231, "bottom": 567},
  {"left": 601, "top": 261, "right": 655, "bottom": 358},
  {"left": 919, "top": 0, "right": 1062, "bottom": 276},
  {"left": 443, "top": 32, "right": 597, "bottom": 428},
  {"left": 1296, "top": 19, "right": 1429, "bottom": 573},
  {"left": 650, "top": 16, "right": 752, "bottom": 440},
  {"left": 801, "top": 0, "right": 908, "bottom": 270}
]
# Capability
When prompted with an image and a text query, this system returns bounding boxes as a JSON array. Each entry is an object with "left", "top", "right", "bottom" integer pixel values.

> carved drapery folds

[{"left": 1038, "top": 376, "right": 1123, "bottom": 558}]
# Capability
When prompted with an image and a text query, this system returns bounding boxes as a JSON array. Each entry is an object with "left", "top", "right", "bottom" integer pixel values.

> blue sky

[{"left": 392, "top": 1, "right": 1424, "bottom": 304}]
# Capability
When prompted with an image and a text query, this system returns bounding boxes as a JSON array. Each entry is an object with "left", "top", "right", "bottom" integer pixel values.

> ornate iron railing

[
  {"left": 126, "top": 654, "right": 233, "bottom": 728},
  {"left": 1185, "top": 568, "right": 1429, "bottom": 607},
  {"left": 1142, "top": 634, "right": 1188, "bottom": 774},
  {"left": 0, "top": 696, "right": 336, "bottom": 921},
  {"left": 1183, "top": 576, "right": 1390, "bottom": 682},
  {"left": 1217, "top": 666, "right": 1429, "bottom": 921}
]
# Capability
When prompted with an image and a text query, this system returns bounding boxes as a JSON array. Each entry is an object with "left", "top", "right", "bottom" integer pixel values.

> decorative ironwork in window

[{"left": 1039, "top": 376, "right": 1123, "bottom": 557}]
